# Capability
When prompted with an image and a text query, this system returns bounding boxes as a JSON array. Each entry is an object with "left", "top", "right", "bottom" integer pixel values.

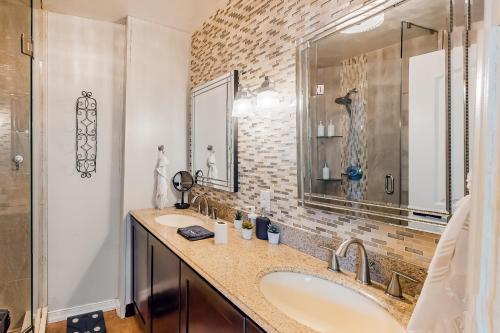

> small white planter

[
  {"left": 234, "top": 219, "right": 243, "bottom": 230},
  {"left": 268, "top": 232, "right": 280, "bottom": 245},
  {"left": 242, "top": 228, "right": 253, "bottom": 240}
]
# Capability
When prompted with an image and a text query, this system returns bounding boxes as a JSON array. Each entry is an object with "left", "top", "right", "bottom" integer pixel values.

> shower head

[{"left": 335, "top": 88, "right": 358, "bottom": 106}]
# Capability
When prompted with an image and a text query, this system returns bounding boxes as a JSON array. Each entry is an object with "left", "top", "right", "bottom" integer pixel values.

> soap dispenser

[
  {"left": 246, "top": 206, "right": 258, "bottom": 227},
  {"left": 318, "top": 121, "right": 325, "bottom": 137},
  {"left": 322, "top": 162, "right": 331, "bottom": 180},
  {"left": 327, "top": 120, "right": 335, "bottom": 137}
]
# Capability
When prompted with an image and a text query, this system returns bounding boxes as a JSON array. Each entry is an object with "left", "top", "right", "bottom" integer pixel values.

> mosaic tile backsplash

[{"left": 189, "top": 0, "right": 441, "bottom": 290}]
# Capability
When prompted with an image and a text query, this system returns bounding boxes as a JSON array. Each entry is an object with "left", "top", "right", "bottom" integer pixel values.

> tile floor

[{"left": 47, "top": 311, "right": 142, "bottom": 333}]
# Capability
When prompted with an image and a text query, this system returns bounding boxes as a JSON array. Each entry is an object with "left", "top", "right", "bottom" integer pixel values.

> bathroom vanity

[
  {"left": 131, "top": 216, "right": 264, "bottom": 333},
  {"left": 130, "top": 209, "right": 413, "bottom": 333}
]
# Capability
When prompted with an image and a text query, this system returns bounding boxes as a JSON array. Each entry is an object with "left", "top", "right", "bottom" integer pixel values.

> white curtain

[{"left": 464, "top": 3, "right": 500, "bottom": 332}]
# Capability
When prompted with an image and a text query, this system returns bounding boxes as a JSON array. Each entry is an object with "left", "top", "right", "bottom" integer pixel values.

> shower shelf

[
  {"left": 316, "top": 135, "right": 343, "bottom": 139},
  {"left": 315, "top": 178, "right": 342, "bottom": 182}
]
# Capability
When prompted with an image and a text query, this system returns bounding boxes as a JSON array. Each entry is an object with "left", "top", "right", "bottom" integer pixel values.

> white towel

[{"left": 407, "top": 194, "right": 471, "bottom": 333}]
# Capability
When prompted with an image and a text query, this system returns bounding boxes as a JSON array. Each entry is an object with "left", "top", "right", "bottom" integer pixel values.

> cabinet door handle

[
  {"left": 385, "top": 174, "right": 394, "bottom": 195},
  {"left": 186, "top": 279, "right": 190, "bottom": 332}
]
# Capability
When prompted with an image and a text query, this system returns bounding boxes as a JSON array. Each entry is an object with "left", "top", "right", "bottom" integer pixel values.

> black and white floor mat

[{"left": 67, "top": 310, "right": 106, "bottom": 333}]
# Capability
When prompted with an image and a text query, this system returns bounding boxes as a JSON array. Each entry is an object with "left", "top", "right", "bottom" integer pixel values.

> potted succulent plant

[
  {"left": 241, "top": 221, "right": 253, "bottom": 240},
  {"left": 267, "top": 223, "right": 280, "bottom": 245},
  {"left": 234, "top": 210, "right": 243, "bottom": 230}
]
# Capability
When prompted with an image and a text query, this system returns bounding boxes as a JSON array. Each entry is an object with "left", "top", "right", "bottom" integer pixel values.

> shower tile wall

[
  {"left": 339, "top": 55, "right": 368, "bottom": 201},
  {"left": 0, "top": 0, "right": 32, "bottom": 329},
  {"left": 313, "top": 66, "right": 343, "bottom": 195},
  {"left": 189, "top": 0, "right": 441, "bottom": 280}
]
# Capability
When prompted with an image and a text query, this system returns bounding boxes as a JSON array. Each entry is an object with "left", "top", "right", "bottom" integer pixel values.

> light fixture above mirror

[
  {"left": 233, "top": 84, "right": 255, "bottom": 117},
  {"left": 255, "top": 76, "right": 280, "bottom": 114}
]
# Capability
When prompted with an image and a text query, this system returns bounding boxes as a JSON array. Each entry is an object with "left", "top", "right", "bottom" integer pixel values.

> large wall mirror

[
  {"left": 191, "top": 71, "right": 238, "bottom": 192},
  {"left": 296, "top": 0, "right": 475, "bottom": 230}
]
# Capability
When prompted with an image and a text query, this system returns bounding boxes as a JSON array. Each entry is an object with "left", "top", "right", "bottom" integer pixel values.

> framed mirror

[
  {"left": 296, "top": 0, "right": 472, "bottom": 230},
  {"left": 191, "top": 71, "right": 238, "bottom": 192}
]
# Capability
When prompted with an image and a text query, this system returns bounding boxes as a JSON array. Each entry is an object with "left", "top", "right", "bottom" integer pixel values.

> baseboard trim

[{"left": 48, "top": 299, "right": 118, "bottom": 323}]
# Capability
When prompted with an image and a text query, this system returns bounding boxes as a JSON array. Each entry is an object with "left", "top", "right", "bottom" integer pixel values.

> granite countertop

[{"left": 130, "top": 208, "right": 415, "bottom": 333}]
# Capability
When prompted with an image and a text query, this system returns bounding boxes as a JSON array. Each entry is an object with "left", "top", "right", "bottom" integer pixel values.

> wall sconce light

[
  {"left": 255, "top": 76, "right": 280, "bottom": 115},
  {"left": 233, "top": 84, "right": 255, "bottom": 118}
]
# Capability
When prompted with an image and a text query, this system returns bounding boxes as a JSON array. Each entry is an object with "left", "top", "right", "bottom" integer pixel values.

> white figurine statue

[
  {"left": 207, "top": 145, "right": 218, "bottom": 180},
  {"left": 155, "top": 146, "right": 169, "bottom": 209}
]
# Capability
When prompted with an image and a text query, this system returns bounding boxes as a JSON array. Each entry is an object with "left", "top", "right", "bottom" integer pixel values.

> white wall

[
  {"left": 122, "top": 17, "right": 190, "bottom": 211},
  {"left": 47, "top": 12, "right": 125, "bottom": 319},
  {"left": 119, "top": 16, "right": 191, "bottom": 313}
]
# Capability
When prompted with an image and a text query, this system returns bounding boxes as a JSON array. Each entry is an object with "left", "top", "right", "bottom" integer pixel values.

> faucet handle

[
  {"left": 210, "top": 207, "right": 218, "bottom": 220},
  {"left": 319, "top": 245, "right": 340, "bottom": 272},
  {"left": 385, "top": 271, "right": 419, "bottom": 299}
]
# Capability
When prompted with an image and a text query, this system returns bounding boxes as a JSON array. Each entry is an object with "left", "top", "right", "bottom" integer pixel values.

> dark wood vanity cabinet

[
  {"left": 180, "top": 262, "right": 245, "bottom": 332},
  {"left": 132, "top": 219, "right": 151, "bottom": 333},
  {"left": 245, "top": 319, "right": 265, "bottom": 333},
  {"left": 131, "top": 217, "right": 265, "bottom": 333},
  {"left": 150, "top": 236, "right": 180, "bottom": 333}
]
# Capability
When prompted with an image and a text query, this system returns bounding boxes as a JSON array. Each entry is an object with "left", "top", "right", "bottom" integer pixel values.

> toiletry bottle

[
  {"left": 318, "top": 121, "right": 325, "bottom": 137},
  {"left": 327, "top": 120, "right": 335, "bottom": 137},
  {"left": 256, "top": 209, "right": 271, "bottom": 240},
  {"left": 247, "top": 206, "right": 258, "bottom": 227},
  {"left": 322, "top": 162, "right": 331, "bottom": 180}
]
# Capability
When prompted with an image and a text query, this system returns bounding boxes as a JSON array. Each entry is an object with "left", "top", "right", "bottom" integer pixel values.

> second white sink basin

[
  {"left": 260, "top": 272, "right": 404, "bottom": 333},
  {"left": 154, "top": 214, "right": 205, "bottom": 228}
]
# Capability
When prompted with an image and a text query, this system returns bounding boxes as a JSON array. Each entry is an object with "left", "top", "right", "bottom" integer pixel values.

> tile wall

[
  {"left": 0, "top": 0, "right": 33, "bottom": 330},
  {"left": 189, "top": 0, "right": 441, "bottom": 293}
]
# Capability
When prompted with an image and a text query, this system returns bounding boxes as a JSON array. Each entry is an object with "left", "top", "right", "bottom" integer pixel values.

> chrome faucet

[
  {"left": 191, "top": 194, "right": 209, "bottom": 216},
  {"left": 336, "top": 239, "right": 371, "bottom": 285}
]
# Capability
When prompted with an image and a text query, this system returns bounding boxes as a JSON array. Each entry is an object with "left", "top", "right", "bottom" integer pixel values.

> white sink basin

[
  {"left": 154, "top": 214, "right": 205, "bottom": 228},
  {"left": 260, "top": 272, "right": 404, "bottom": 333}
]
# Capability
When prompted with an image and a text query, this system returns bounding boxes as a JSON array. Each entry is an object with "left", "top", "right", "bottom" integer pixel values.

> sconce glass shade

[
  {"left": 233, "top": 85, "right": 254, "bottom": 117},
  {"left": 255, "top": 76, "right": 280, "bottom": 114}
]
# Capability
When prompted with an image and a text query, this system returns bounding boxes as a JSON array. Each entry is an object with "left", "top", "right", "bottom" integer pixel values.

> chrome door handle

[
  {"left": 385, "top": 174, "right": 394, "bottom": 195},
  {"left": 13, "top": 154, "right": 24, "bottom": 170}
]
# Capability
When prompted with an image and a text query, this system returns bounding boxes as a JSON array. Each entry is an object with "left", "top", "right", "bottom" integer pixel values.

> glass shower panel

[
  {"left": 401, "top": 21, "right": 442, "bottom": 215},
  {"left": 0, "top": 0, "right": 33, "bottom": 331}
]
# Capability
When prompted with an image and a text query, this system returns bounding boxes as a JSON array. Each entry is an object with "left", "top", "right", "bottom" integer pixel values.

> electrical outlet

[
  {"left": 316, "top": 84, "right": 325, "bottom": 95},
  {"left": 260, "top": 190, "right": 271, "bottom": 212}
]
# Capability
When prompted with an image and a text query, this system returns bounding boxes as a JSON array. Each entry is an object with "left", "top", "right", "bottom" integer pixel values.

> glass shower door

[{"left": 0, "top": 0, "right": 33, "bottom": 331}]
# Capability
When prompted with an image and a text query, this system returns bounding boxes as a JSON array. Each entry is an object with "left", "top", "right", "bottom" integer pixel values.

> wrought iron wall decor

[{"left": 76, "top": 91, "right": 97, "bottom": 178}]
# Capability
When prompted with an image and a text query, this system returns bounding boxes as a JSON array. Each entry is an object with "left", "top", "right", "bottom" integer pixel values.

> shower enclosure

[
  {"left": 0, "top": 0, "right": 33, "bottom": 331},
  {"left": 297, "top": 0, "right": 471, "bottom": 228}
]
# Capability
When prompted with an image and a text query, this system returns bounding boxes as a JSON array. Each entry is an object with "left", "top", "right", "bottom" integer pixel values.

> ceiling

[
  {"left": 41, "top": 0, "right": 228, "bottom": 32},
  {"left": 316, "top": 0, "right": 449, "bottom": 67}
]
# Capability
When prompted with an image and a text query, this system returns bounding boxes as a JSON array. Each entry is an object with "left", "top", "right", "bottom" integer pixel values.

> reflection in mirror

[
  {"left": 297, "top": 0, "right": 471, "bottom": 229},
  {"left": 191, "top": 71, "right": 238, "bottom": 192},
  {"left": 172, "top": 171, "right": 194, "bottom": 209}
]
